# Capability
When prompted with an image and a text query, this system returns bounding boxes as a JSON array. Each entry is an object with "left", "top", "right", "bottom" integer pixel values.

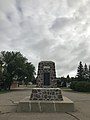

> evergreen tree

[
  {"left": 88, "top": 65, "right": 90, "bottom": 81},
  {"left": 66, "top": 75, "right": 71, "bottom": 82},
  {"left": 77, "top": 61, "right": 84, "bottom": 80},
  {"left": 83, "top": 63, "right": 89, "bottom": 80}
]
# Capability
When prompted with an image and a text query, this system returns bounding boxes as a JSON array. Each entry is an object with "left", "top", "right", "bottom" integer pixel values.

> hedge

[{"left": 70, "top": 81, "right": 90, "bottom": 92}]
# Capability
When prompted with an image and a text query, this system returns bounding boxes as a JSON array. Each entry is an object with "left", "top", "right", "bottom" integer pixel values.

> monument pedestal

[
  {"left": 17, "top": 61, "right": 74, "bottom": 112},
  {"left": 17, "top": 88, "right": 74, "bottom": 112},
  {"left": 17, "top": 96, "right": 74, "bottom": 112},
  {"left": 30, "top": 88, "right": 63, "bottom": 101}
]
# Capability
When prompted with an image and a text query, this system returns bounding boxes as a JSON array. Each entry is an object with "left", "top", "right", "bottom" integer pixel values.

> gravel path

[{"left": 0, "top": 88, "right": 90, "bottom": 120}]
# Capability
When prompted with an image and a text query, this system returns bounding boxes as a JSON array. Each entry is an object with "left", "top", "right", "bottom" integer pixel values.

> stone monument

[
  {"left": 17, "top": 61, "right": 74, "bottom": 112},
  {"left": 30, "top": 61, "right": 63, "bottom": 101},
  {"left": 36, "top": 61, "right": 57, "bottom": 88}
]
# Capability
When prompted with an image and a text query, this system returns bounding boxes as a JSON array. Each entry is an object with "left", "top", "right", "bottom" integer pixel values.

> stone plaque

[{"left": 44, "top": 73, "right": 50, "bottom": 86}]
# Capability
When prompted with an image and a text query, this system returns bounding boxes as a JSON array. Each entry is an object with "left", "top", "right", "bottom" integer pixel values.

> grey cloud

[
  {"left": 56, "top": 59, "right": 77, "bottom": 77},
  {"left": 15, "top": 0, "right": 23, "bottom": 17},
  {"left": 67, "top": 0, "right": 80, "bottom": 8},
  {"left": 0, "top": 0, "right": 90, "bottom": 77},
  {"left": 6, "top": 13, "right": 12, "bottom": 22},
  {"left": 31, "top": 39, "right": 51, "bottom": 50},
  {"left": 71, "top": 40, "right": 89, "bottom": 55},
  {"left": 50, "top": 17, "right": 71, "bottom": 31}
]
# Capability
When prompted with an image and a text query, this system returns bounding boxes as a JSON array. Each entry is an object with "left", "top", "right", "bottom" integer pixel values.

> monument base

[
  {"left": 30, "top": 88, "right": 63, "bottom": 101},
  {"left": 17, "top": 96, "right": 74, "bottom": 112}
]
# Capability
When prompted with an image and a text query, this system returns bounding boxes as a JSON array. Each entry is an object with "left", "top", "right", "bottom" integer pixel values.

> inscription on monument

[
  {"left": 44, "top": 66, "right": 50, "bottom": 69},
  {"left": 44, "top": 73, "right": 50, "bottom": 86}
]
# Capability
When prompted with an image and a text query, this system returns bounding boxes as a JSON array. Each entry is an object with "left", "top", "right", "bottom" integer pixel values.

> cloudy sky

[{"left": 0, "top": 0, "right": 90, "bottom": 77}]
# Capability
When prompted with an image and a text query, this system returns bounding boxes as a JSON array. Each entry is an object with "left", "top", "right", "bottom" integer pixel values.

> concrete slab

[
  {"left": 17, "top": 102, "right": 30, "bottom": 112},
  {"left": 30, "top": 102, "right": 40, "bottom": 112},
  {"left": 17, "top": 96, "right": 74, "bottom": 112},
  {"left": 40, "top": 102, "right": 54, "bottom": 112}
]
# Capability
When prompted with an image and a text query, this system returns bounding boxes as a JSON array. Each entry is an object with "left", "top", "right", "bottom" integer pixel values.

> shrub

[
  {"left": 70, "top": 81, "right": 77, "bottom": 90},
  {"left": 70, "top": 81, "right": 90, "bottom": 92}
]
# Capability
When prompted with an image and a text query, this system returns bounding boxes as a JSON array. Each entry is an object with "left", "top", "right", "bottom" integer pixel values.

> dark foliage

[
  {"left": 70, "top": 81, "right": 90, "bottom": 92},
  {"left": 77, "top": 61, "right": 84, "bottom": 80},
  {"left": 0, "top": 51, "right": 35, "bottom": 90}
]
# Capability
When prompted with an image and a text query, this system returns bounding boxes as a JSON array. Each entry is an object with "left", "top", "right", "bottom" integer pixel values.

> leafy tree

[
  {"left": 22, "top": 62, "right": 35, "bottom": 86},
  {"left": 0, "top": 51, "right": 27, "bottom": 89},
  {"left": 0, "top": 51, "right": 35, "bottom": 90},
  {"left": 0, "top": 60, "right": 3, "bottom": 81},
  {"left": 77, "top": 61, "right": 84, "bottom": 80},
  {"left": 32, "top": 75, "right": 36, "bottom": 84}
]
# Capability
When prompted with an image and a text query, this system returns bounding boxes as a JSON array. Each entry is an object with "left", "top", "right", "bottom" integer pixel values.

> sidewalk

[{"left": 0, "top": 87, "right": 90, "bottom": 120}]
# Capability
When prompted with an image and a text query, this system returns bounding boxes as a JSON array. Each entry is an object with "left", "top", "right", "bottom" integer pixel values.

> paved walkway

[{"left": 0, "top": 87, "right": 90, "bottom": 120}]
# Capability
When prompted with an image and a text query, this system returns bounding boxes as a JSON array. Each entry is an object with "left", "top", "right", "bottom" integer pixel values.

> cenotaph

[
  {"left": 17, "top": 61, "right": 74, "bottom": 112},
  {"left": 30, "top": 61, "right": 63, "bottom": 101}
]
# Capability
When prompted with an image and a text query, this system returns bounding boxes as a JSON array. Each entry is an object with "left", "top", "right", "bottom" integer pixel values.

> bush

[
  {"left": 70, "top": 81, "right": 77, "bottom": 90},
  {"left": 70, "top": 81, "right": 90, "bottom": 92}
]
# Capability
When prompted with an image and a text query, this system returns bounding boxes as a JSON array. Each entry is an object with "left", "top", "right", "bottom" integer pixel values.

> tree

[
  {"left": 77, "top": 61, "right": 84, "bottom": 80},
  {"left": 88, "top": 65, "right": 90, "bottom": 81},
  {"left": 66, "top": 75, "right": 71, "bottom": 82},
  {"left": 0, "top": 51, "right": 35, "bottom": 90},
  {"left": 83, "top": 64, "right": 89, "bottom": 80},
  {"left": 60, "top": 77, "right": 66, "bottom": 87},
  {"left": 22, "top": 62, "right": 35, "bottom": 86},
  {"left": 0, "top": 60, "right": 3, "bottom": 81},
  {"left": 0, "top": 59, "right": 4, "bottom": 90},
  {"left": 0, "top": 51, "right": 28, "bottom": 90}
]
